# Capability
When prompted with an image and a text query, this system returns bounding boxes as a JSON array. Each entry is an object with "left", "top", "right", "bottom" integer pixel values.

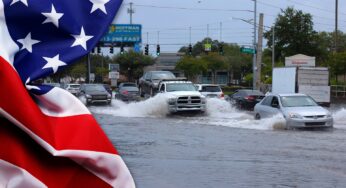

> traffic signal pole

[{"left": 252, "top": 0, "right": 257, "bottom": 90}]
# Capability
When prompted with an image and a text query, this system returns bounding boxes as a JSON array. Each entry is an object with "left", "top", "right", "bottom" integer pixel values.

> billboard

[{"left": 101, "top": 24, "right": 141, "bottom": 47}]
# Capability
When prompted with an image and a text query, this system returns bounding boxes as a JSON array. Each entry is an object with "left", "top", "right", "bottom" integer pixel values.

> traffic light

[
  {"left": 219, "top": 44, "right": 224, "bottom": 55},
  {"left": 120, "top": 45, "right": 124, "bottom": 54},
  {"left": 144, "top": 44, "right": 149, "bottom": 55},
  {"left": 109, "top": 46, "right": 114, "bottom": 54},
  {"left": 97, "top": 46, "right": 101, "bottom": 54},
  {"left": 188, "top": 44, "right": 192, "bottom": 55},
  {"left": 156, "top": 44, "right": 160, "bottom": 56},
  {"left": 91, "top": 47, "right": 95, "bottom": 53}
]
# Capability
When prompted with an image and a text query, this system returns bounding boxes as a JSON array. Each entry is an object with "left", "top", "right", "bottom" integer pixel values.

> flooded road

[{"left": 91, "top": 96, "right": 346, "bottom": 188}]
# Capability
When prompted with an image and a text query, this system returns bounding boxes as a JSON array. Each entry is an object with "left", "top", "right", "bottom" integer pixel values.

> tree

[
  {"left": 113, "top": 50, "right": 155, "bottom": 82},
  {"left": 264, "top": 7, "right": 319, "bottom": 62},
  {"left": 178, "top": 37, "right": 221, "bottom": 56},
  {"left": 175, "top": 56, "right": 207, "bottom": 82},
  {"left": 201, "top": 53, "right": 229, "bottom": 84}
]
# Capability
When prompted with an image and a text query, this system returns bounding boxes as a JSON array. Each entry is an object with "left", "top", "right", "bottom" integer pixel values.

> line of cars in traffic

[
  {"left": 138, "top": 70, "right": 334, "bottom": 129},
  {"left": 49, "top": 70, "right": 334, "bottom": 129}
]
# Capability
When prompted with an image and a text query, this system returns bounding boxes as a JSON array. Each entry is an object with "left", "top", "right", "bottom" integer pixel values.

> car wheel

[
  {"left": 255, "top": 113, "right": 261, "bottom": 120},
  {"left": 150, "top": 87, "right": 153, "bottom": 97},
  {"left": 139, "top": 87, "right": 144, "bottom": 97}
]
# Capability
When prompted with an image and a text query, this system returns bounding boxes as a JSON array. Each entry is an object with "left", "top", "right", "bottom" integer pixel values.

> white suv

[
  {"left": 65, "top": 84, "right": 81, "bottom": 95},
  {"left": 195, "top": 84, "right": 224, "bottom": 99},
  {"left": 158, "top": 79, "right": 206, "bottom": 113}
]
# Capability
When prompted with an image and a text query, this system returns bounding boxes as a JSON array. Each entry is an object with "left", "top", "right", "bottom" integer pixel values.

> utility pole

[
  {"left": 256, "top": 13, "right": 263, "bottom": 89},
  {"left": 253, "top": 0, "right": 257, "bottom": 90},
  {"left": 128, "top": 2, "right": 134, "bottom": 24},
  {"left": 220, "top": 22, "right": 222, "bottom": 42},
  {"left": 335, "top": 0, "right": 338, "bottom": 52},
  {"left": 272, "top": 26, "right": 275, "bottom": 73},
  {"left": 86, "top": 53, "right": 91, "bottom": 83}
]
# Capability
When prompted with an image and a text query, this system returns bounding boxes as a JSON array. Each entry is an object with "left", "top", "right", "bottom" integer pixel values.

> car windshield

[
  {"left": 151, "top": 72, "right": 175, "bottom": 80},
  {"left": 122, "top": 83, "right": 137, "bottom": 87},
  {"left": 201, "top": 86, "right": 221, "bottom": 92},
  {"left": 69, "top": 84, "right": 80, "bottom": 88},
  {"left": 280, "top": 96, "right": 318, "bottom": 107},
  {"left": 85, "top": 85, "right": 106, "bottom": 92},
  {"left": 166, "top": 83, "right": 197, "bottom": 92}
]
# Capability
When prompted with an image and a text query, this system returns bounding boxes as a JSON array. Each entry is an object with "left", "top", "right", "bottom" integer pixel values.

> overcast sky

[{"left": 111, "top": 0, "right": 346, "bottom": 54}]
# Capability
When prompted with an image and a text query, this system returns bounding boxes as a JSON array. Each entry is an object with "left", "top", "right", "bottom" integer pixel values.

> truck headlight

[
  {"left": 168, "top": 98, "right": 176, "bottom": 105},
  {"left": 85, "top": 94, "right": 92, "bottom": 98},
  {"left": 288, "top": 113, "right": 303, "bottom": 119},
  {"left": 107, "top": 94, "right": 112, "bottom": 98},
  {"left": 201, "top": 97, "right": 206, "bottom": 104}
]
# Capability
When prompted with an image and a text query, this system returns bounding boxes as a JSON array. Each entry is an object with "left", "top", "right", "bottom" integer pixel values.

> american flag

[{"left": 0, "top": 0, "right": 135, "bottom": 187}]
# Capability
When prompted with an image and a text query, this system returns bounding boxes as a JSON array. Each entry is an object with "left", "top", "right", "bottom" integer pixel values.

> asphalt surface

[{"left": 90, "top": 97, "right": 346, "bottom": 188}]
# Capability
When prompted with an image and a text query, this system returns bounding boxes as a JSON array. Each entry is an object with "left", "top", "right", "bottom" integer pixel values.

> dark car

[
  {"left": 115, "top": 82, "right": 140, "bottom": 102},
  {"left": 79, "top": 84, "right": 112, "bottom": 105},
  {"left": 103, "top": 84, "right": 112, "bottom": 97},
  {"left": 139, "top": 71, "right": 176, "bottom": 97},
  {"left": 229, "top": 89, "right": 265, "bottom": 110}
]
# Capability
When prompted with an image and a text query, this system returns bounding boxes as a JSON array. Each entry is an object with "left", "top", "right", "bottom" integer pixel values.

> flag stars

[
  {"left": 17, "top": 33, "right": 40, "bottom": 53},
  {"left": 42, "top": 4, "right": 64, "bottom": 28},
  {"left": 42, "top": 54, "right": 66, "bottom": 73},
  {"left": 25, "top": 77, "right": 40, "bottom": 91},
  {"left": 71, "top": 27, "right": 93, "bottom": 50},
  {"left": 10, "top": 0, "right": 28, "bottom": 6},
  {"left": 89, "top": 0, "right": 110, "bottom": 14}
]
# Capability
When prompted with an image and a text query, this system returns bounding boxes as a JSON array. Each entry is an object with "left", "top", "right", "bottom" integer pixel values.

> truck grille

[{"left": 177, "top": 96, "right": 201, "bottom": 104}]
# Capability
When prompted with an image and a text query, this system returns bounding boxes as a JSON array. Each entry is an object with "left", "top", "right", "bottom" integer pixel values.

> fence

[{"left": 331, "top": 85, "right": 346, "bottom": 97}]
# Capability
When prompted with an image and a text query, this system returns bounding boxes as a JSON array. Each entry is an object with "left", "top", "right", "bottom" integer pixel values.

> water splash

[
  {"left": 90, "top": 93, "right": 170, "bottom": 118},
  {"left": 332, "top": 108, "right": 346, "bottom": 129},
  {"left": 90, "top": 96, "right": 287, "bottom": 130}
]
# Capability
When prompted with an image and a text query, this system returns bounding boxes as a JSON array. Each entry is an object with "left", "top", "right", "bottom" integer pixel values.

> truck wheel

[{"left": 255, "top": 113, "right": 261, "bottom": 120}]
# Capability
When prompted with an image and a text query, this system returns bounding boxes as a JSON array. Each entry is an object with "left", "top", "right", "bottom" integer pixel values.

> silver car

[{"left": 254, "top": 93, "right": 333, "bottom": 128}]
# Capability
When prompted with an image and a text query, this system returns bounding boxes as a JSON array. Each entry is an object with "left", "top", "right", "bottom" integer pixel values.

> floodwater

[{"left": 91, "top": 94, "right": 346, "bottom": 188}]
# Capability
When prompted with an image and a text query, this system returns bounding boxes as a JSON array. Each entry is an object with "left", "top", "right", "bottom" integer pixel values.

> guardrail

[{"left": 331, "top": 85, "right": 346, "bottom": 97}]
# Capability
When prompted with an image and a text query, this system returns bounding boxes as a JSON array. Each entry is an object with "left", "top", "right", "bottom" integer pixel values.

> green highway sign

[{"left": 240, "top": 47, "right": 256, "bottom": 54}]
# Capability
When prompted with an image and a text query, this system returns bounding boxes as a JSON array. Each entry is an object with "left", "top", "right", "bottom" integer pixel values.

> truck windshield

[
  {"left": 280, "top": 96, "right": 318, "bottom": 107},
  {"left": 166, "top": 83, "right": 197, "bottom": 92}
]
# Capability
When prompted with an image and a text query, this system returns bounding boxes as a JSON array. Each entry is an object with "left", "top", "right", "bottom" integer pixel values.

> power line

[{"left": 132, "top": 4, "right": 254, "bottom": 13}]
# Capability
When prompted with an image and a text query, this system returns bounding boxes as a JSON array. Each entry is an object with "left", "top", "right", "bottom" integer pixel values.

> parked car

[
  {"left": 195, "top": 84, "right": 224, "bottom": 99},
  {"left": 139, "top": 71, "right": 176, "bottom": 97},
  {"left": 229, "top": 89, "right": 265, "bottom": 110},
  {"left": 79, "top": 84, "right": 112, "bottom": 105},
  {"left": 65, "top": 83, "right": 81, "bottom": 95},
  {"left": 158, "top": 79, "right": 206, "bottom": 113},
  {"left": 115, "top": 82, "right": 140, "bottom": 101},
  {"left": 254, "top": 93, "right": 333, "bottom": 129}
]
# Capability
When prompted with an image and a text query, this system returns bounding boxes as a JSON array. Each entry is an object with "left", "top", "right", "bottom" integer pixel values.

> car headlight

[
  {"left": 107, "top": 94, "right": 112, "bottom": 98},
  {"left": 288, "top": 113, "right": 303, "bottom": 119},
  {"left": 168, "top": 98, "right": 176, "bottom": 105},
  {"left": 326, "top": 113, "right": 332, "bottom": 118},
  {"left": 85, "top": 94, "right": 92, "bottom": 98}
]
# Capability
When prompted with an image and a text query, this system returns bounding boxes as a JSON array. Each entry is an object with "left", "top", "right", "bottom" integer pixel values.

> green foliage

[
  {"left": 244, "top": 73, "right": 253, "bottom": 87},
  {"left": 176, "top": 56, "right": 207, "bottom": 81},
  {"left": 113, "top": 50, "right": 155, "bottom": 81},
  {"left": 264, "top": 7, "right": 319, "bottom": 62}
]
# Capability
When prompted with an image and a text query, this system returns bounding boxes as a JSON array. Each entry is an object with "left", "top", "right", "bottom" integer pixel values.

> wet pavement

[{"left": 91, "top": 96, "right": 346, "bottom": 188}]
